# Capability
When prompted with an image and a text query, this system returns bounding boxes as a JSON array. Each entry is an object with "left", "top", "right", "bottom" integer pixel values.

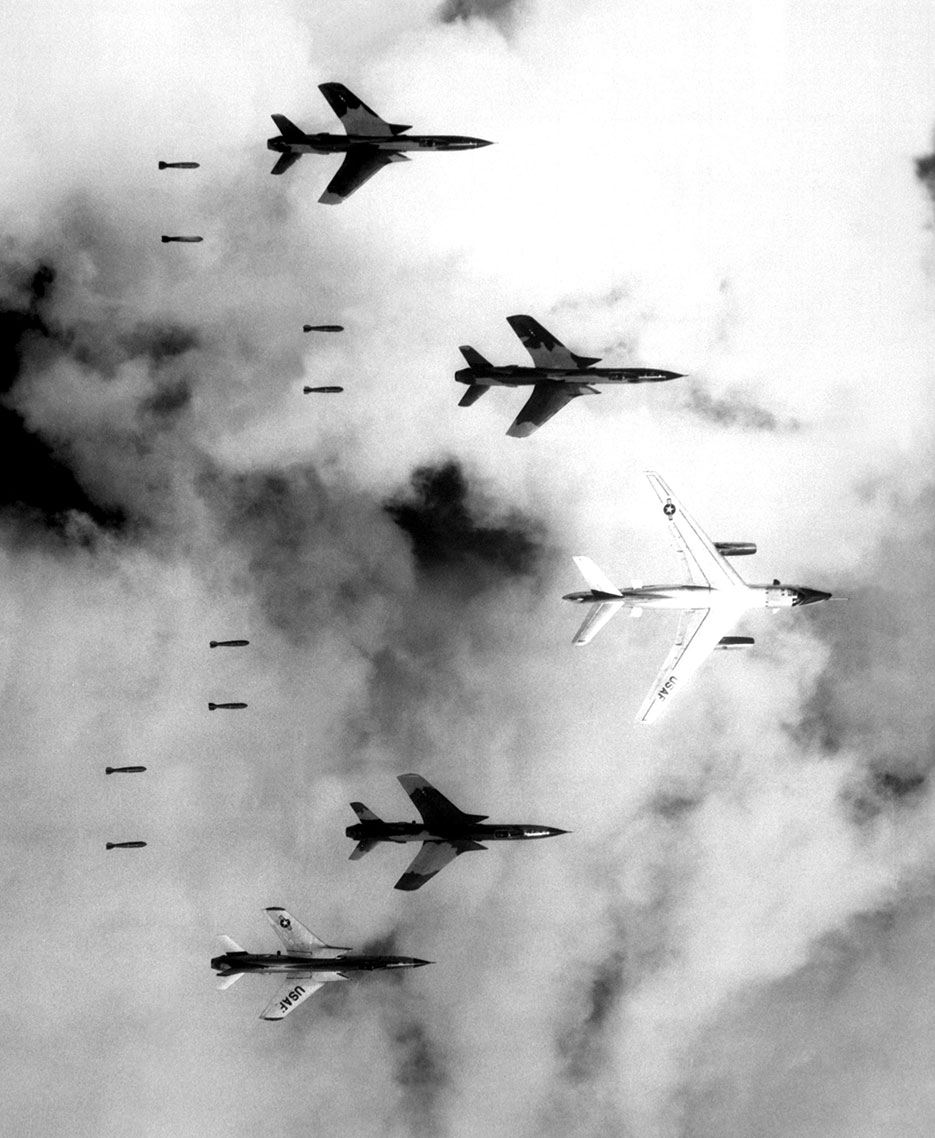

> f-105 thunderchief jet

[
  {"left": 455, "top": 315, "right": 684, "bottom": 437},
  {"left": 211, "top": 907, "right": 431, "bottom": 1021},
  {"left": 267, "top": 82, "right": 492, "bottom": 203},
  {"left": 346, "top": 774, "right": 567, "bottom": 891},
  {"left": 564, "top": 472, "right": 831, "bottom": 724}
]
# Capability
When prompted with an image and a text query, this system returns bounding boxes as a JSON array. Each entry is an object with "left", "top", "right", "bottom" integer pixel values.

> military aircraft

[
  {"left": 267, "top": 82, "right": 492, "bottom": 203},
  {"left": 564, "top": 472, "right": 831, "bottom": 724},
  {"left": 455, "top": 315, "right": 684, "bottom": 437},
  {"left": 346, "top": 774, "right": 567, "bottom": 891},
  {"left": 211, "top": 907, "right": 432, "bottom": 1021}
]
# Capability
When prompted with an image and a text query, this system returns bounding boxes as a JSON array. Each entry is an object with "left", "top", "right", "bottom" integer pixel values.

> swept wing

[
  {"left": 644, "top": 472, "right": 746, "bottom": 589},
  {"left": 506, "top": 315, "right": 600, "bottom": 369},
  {"left": 260, "top": 978, "right": 326, "bottom": 1021},
  {"left": 395, "top": 840, "right": 484, "bottom": 892},
  {"left": 506, "top": 382, "right": 596, "bottom": 438},
  {"left": 319, "top": 147, "right": 407, "bottom": 205},
  {"left": 635, "top": 606, "right": 743, "bottom": 725},
  {"left": 264, "top": 908, "right": 349, "bottom": 956},
  {"left": 397, "top": 774, "right": 487, "bottom": 827},
  {"left": 318, "top": 83, "right": 394, "bottom": 136}
]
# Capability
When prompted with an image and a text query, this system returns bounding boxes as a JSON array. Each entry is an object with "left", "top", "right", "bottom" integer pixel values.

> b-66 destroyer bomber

[
  {"left": 564, "top": 472, "right": 831, "bottom": 724},
  {"left": 268, "top": 82, "right": 492, "bottom": 203},
  {"left": 347, "top": 774, "right": 567, "bottom": 891},
  {"left": 456, "top": 315, "right": 683, "bottom": 437},
  {"left": 212, "top": 907, "right": 432, "bottom": 1021}
]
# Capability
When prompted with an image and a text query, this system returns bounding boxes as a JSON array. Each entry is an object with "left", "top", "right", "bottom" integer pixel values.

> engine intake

[{"left": 715, "top": 542, "right": 756, "bottom": 556}]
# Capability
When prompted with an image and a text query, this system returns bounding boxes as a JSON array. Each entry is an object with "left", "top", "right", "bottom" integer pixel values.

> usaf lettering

[
  {"left": 279, "top": 985, "right": 306, "bottom": 1013},
  {"left": 657, "top": 675, "right": 677, "bottom": 700}
]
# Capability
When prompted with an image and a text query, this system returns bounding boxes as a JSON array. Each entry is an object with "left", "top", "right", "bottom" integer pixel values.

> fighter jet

[
  {"left": 211, "top": 907, "right": 432, "bottom": 1021},
  {"left": 346, "top": 774, "right": 568, "bottom": 891},
  {"left": 564, "top": 472, "right": 831, "bottom": 724},
  {"left": 267, "top": 82, "right": 492, "bottom": 203},
  {"left": 456, "top": 315, "right": 684, "bottom": 437}
]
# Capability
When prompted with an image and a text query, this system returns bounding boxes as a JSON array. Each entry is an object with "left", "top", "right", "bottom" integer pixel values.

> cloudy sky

[{"left": 3, "top": 0, "right": 935, "bottom": 1135}]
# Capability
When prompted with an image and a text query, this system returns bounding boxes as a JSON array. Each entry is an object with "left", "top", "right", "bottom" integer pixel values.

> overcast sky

[{"left": 3, "top": 1, "right": 935, "bottom": 1135}]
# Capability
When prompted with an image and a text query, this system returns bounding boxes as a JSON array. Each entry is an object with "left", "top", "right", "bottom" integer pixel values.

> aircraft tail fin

[
  {"left": 270, "top": 114, "right": 306, "bottom": 142},
  {"left": 216, "top": 972, "right": 243, "bottom": 991},
  {"left": 458, "top": 345, "right": 491, "bottom": 370},
  {"left": 572, "top": 555, "right": 623, "bottom": 597},
  {"left": 458, "top": 383, "right": 489, "bottom": 407},
  {"left": 350, "top": 802, "right": 381, "bottom": 823}
]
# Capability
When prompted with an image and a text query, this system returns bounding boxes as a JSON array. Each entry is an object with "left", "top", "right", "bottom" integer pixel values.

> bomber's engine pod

[
  {"left": 716, "top": 636, "right": 754, "bottom": 650},
  {"left": 714, "top": 542, "right": 756, "bottom": 556}
]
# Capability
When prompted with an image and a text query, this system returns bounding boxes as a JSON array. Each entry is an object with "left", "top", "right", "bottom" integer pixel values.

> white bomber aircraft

[{"left": 563, "top": 472, "right": 831, "bottom": 724}]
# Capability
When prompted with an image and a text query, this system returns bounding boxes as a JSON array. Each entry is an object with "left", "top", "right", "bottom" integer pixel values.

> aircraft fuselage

[
  {"left": 346, "top": 821, "right": 566, "bottom": 845},
  {"left": 562, "top": 583, "right": 830, "bottom": 610},
  {"left": 211, "top": 952, "right": 429, "bottom": 977},
  {"left": 455, "top": 365, "right": 681, "bottom": 388},
  {"left": 268, "top": 133, "right": 490, "bottom": 156}
]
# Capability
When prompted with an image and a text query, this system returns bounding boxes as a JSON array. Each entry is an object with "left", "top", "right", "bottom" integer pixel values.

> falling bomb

[
  {"left": 209, "top": 640, "right": 250, "bottom": 648},
  {"left": 303, "top": 386, "right": 344, "bottom": 394},
  {"left": 106, "top": 841, "right": 147, "bottom": 849},
  {"left": 158, "top": 161, "right": 200, "bottom": 169},
  {"left": 105, "top": 766, "right": 147, "bottom": 774},
  {"left": 303, "top": 324, "right": 344, "bottom": 333},
  {"left": 208, "top": 702, "right": 247, "bottom": 710},
  {"left": 161, "top": 235, "right": 203, "bottom": 243}
]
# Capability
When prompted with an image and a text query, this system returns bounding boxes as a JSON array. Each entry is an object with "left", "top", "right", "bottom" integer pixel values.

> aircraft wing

[
  {"left": 264, "top": 908, "right": 348, "bottom": 956},
  {"left": 397, "top": 774, "right": 486, "bottom": 827},
  {"left": 506, "top": 382, "right": 594, "bottom": 438},
  {"left": 572, "top": 600, "right": 624, "bottom": 645},
  {"left": 506, "top": 315, "right": 599, "bottom": 369},
  {"left": 318, "top": 83, "right": 393, "bottom": 136},
  {"left": 259, "top": 978, "right": 325, "bottom": 1022},
  {"left": 319, "top": 146, "right": 405, "bottom": 204},
  {"left": 635, "top": 606, "right": 742, "bottom": 725},
  {"left": 395, "top": 840, "right": 483, "bottom": 891},
  {"left": 644, "top": 472, "right": 746, "bottom": 590}
]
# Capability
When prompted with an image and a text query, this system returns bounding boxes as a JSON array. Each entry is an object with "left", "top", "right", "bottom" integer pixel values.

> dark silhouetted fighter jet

[
  {"left": 346, "top": 774, "right": 567, "bottom": 891},
  {"left": 456, "top": 314, "right": 684, "bottom": 437},
  {"left": 267, "top": 82, "right": 492, "bottom": 203}
]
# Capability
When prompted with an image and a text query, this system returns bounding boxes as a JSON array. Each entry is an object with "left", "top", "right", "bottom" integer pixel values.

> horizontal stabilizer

[
  {"left": 350, "top": 802, "right": 381, "bottom": 823},
  {"left": 572, "top": 353, "right": 602, "bottom": 368},
  {"left": 270, "top": 114, "right": 306, "bottom": 142},
  {"left": 349, "top": 839, "right": 380, "bottom": 860},
  {"left": 573, "top": 600, "right": 623, "bottom": 645},
  {"left": 389, "top": 123, "right": 412, "bottom": 135},
  {"left": 270, "top": 152, "right": 300, "bottom": 176},
  {"left": 572, "top": 555, "right": 622, "bottom": 597},
  {"left": 216, "top": 973, "right": 243, "bottom": 991},
  {"left": 458, "top": 383, "right": 489, "bottom": 407},
  {"left": 715, "top": 636, "right": 754, "bottom": 650},
  {"left": 458, "top": 345, "right": 491, "bottom": 370}
]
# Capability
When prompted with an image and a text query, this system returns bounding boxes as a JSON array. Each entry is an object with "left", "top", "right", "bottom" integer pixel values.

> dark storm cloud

[
  {"left": 202, "top": 463, "right": 410, "bottom": 645},
  {"left": 385, "top": 459, "right": 548, "bottom": 590},
  {"left": 387, "top": 1015, "right": 450, "bottom": 1138},
  {"left": 678, "top": 380, "right": 799, "bottom": 432},
  {"left": 0, "top": 254, "right": 127, "bottom": 536},
  {"left": 437, "top": 0, "right": 521, "bottom": 30},
  {"left": 557, "top": 949, "right": 628, "bottom": 1083},
  {"left": 914, "top": 137, "right": 935, "bottom": 207}
]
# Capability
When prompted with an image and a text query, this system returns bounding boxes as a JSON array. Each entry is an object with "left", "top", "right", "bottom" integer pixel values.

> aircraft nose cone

[
  {"left": 795, "top": 588, "right": 831, "bottom": 606},
  {"left": 411, "top": 959, "right": 433, "bottom": 968},
  {"left": 476, "top": 139, "right": 494, "bottom": 147}
]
